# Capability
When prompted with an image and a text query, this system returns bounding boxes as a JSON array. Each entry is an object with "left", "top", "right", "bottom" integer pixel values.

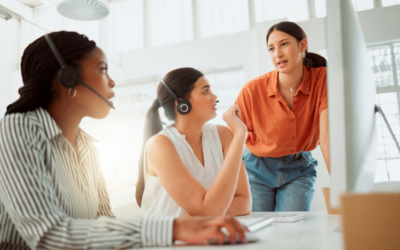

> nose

[
  {"left": 212, "top": 92, "right": 217, "bottom": 102},
  {"left": 276, "top": 47, "right": 283, "bottom": 58},
  {"left": 109, "top": 75, "right": 116, "bottom": 88}
]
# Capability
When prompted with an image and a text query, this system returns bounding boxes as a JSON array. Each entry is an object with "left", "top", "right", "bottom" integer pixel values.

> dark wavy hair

[
  {"left": 135, "top": 67, "right": 204, "bottom": 207},
  {"left": 266, "top": 21, "right": 326, "bottom": 68},
  {"left": 5, "top": 31, "right": 96, "bottom": 115}
]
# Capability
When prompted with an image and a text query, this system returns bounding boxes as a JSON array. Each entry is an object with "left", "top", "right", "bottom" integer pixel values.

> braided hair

[{"left": 5, "top": 31, "right": 96, "bottom": 115}]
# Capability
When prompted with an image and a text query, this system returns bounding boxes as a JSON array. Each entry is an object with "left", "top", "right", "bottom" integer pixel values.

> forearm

[
  {"left": 320, "top": 141, "right": 330, "bottom": 174},
  {"left": 37, "top": 216, "right": 174, "bottom": 249},
  {"left": 225, "top": 196, "right": 252, "bottom": 216},
  {"left": 198, "top": 135, "right": 246, "bottom": 215}
]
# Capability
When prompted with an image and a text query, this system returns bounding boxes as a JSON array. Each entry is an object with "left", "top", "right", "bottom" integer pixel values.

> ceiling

[{"left": 17, "top": 0, "right": 110, "bottom": 8}]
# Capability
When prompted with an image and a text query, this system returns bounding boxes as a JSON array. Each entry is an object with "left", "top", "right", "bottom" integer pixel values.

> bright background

[{"left": 1, "top": 0, "right": 400, "bottom": 211}]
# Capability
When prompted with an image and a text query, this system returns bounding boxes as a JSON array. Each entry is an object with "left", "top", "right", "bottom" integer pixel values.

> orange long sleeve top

[{"left": 235, "top": 65, "right": 328, "bottom": 158}]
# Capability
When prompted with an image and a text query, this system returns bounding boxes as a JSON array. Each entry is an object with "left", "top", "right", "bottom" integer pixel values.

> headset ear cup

[
  {"left": 58, "top": 66, "right": 80, "bottom": 88},
  {"left": 177, "top": 100, "right": 192, "bottom": 115}
]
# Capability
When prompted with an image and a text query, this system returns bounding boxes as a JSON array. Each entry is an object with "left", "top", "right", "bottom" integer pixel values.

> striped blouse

[{"left": 0, "top": 107, "right": 173, "bottom": 250}]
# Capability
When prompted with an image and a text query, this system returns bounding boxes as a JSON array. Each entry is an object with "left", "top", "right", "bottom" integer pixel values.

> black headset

[
  {"left": 44, "top": 34, "right": 115, "bottom": 109},
  {"left": 161, "top": 80, "right": 192, "bottom": 115}
]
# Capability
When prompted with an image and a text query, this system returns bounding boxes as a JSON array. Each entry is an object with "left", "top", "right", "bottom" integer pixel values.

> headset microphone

[
  {"left": 161, "top": 80, "right": 192, "bottom": 115},
  {"left": 44, "top": 34, "right": 115, "bottom": 109}
]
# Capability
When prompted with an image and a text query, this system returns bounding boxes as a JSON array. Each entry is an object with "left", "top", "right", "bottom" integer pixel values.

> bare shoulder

[
  {"left": 146, "top": 134, "right": 175, "bottom": 154},
  {"left": 216, "top": 125, "right": 233, "bottom": 149}
]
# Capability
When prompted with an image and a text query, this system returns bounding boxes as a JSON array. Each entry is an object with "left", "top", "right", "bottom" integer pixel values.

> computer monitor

[{"left": 326, "top": 0, "right": 378, "bottom": 208}]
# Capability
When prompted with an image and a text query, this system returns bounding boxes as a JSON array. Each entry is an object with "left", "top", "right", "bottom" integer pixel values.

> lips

[
  {"left": 108, "top": 93, "right": 115, "bottom": 104},
  {"left": 277, "top": 60, "right": 288, "bottom": 68}
]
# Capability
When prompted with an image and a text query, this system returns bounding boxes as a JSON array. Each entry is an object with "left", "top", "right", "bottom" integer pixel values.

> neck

[
  {"left": 278, "top": 64, "right": 304, "bottom": 91},
  {"left": 174, "top": 116, "right": 205, "bottom": 143},
  {"left": 46, "top": 101, "right": 83, "bottom": 146}
]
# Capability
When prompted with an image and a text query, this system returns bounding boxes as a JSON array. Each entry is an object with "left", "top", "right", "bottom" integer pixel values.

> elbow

[
  {"left": 320, "top": 137, "right": 328, "bottom": 149},
  {"left": 242, "top": 196, "right": 252, "bottom": 215}
]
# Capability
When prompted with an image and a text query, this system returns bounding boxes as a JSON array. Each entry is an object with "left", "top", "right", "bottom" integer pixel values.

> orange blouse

[{"left": 235, "top": 65, "right": 328, "bottom": 158}]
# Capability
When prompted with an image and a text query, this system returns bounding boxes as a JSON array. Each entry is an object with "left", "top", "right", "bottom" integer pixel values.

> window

[
  {"left": 103, "top": 0, "right": 144, "bottom": 54},
  {"left": 196, "top": 0, "right": 249, "bottom": 38},
  {"left": 352, "top": 0, "right": 374, "bottom": 11},
  {"left": 382, "top": 0, "right": 400, "bottom": 7},
  {"left": 314, "top": 0, "right": 327, "bottom": 18},
  {"left": 147, "top": 0, "right": 193, "bottom": 46},
  {"left": 370, "top": 42, "right": 400, "bottom": 182},
  {"left": 80, "top": 79, "right": 160, "bottom": 203},
  {"left": 28, "top": 0, "right": 144, "bottom": 55},
  {"left": 376, "top": 93, "right": 400, "bottom": 182},
  {"left": 254, "top": 0, "right": 309, "bottom": 23},
  {"left": 317, "top": 42, "right": 400, "bottom": 182},
  {"left": 368, "top": 45, "right": 395, "bottom": 88},
  {"left": 204, "top": 68, "right": 246, "bottom": 125},
  {"left": 314, "top": 0, "right": 374, "bottom": 18}
]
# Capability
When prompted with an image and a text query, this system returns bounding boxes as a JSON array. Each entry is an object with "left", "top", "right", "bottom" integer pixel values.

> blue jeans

[{"left": 243, "top": 147, "right": 317, "bottom": 211}]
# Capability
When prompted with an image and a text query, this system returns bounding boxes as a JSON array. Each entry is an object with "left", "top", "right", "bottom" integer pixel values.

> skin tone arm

[
  {"left": 320, "top": 108, "right": 330, "bottom": 174},
  {"left": 174, "top": 215, "right": 248, "bottom": 245},
  {"left": 216, "top": 125, "right": 252, "bottom": 216},
  {"left": 146, "top": 105, "right": 247, "bottom": 216}
]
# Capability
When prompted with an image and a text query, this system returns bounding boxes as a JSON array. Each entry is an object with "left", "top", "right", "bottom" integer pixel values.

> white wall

[{"left": 0, "top": 18, "right": 22, "bottom": 116}]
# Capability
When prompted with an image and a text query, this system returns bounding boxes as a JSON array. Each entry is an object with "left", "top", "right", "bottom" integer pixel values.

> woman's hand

[
  {"left": 173, "top": 215, "right": 247, "bottom": 245},
  {"left": 222, "top": 105, "right": 247, "bottom": 137}
]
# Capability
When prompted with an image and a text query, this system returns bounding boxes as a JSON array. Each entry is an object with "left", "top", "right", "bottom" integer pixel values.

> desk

[{"left": 138, "top": 212, "right": 343, "bottom": 250}]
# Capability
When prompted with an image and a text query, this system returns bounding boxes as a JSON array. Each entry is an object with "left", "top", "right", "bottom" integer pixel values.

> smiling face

[
  {"left": 267, "top": 30, "right": 307, "bottom": 74},
  {"left": 73, "top": 46, "right": 115, "bottom": 119},
  {"left": 185, "top": 76, "right": 218, "bottom": 122}
]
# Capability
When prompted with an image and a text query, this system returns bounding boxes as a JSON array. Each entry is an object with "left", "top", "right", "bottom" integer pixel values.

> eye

[
  {"left": 268, "top": 47, "right": 274, "bottom": 52},
  {"left": 100, "top": 68, "right": 107, "bottom": 73},
  {"left": 204, "top": 89, "right": 209, "bottom": 94},
  {"left": 282, "top": 42, "right": 288, "bottom": 46}
]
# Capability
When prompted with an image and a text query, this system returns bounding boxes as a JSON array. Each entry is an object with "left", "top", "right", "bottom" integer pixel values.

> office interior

[{"left": 0, "top": 0, "right": 400, "bottom": 216}]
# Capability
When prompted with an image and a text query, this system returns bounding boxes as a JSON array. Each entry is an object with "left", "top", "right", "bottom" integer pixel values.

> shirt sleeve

[
  {"left": 0, "top": 115, "right": 174, "bottom": 250},
  {"left": 235, "top": 84, "right": 259, "bottom": 146},
  {"left": 319, "top": 73, "right": 328, "bottom": 114}
]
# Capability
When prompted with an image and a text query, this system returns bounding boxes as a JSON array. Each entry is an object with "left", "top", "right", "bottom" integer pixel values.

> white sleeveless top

[{"left": 141, "top": 123, "right": 224, "bottom": 217}]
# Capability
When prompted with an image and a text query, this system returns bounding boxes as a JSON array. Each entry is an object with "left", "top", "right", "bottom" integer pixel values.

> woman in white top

[{"left": 136, "top": 68, "right": 252, "bottom": 217}]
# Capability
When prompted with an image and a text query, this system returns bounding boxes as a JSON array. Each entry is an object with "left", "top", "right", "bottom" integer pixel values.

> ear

[{"left": 300, "top": 39, "right": 308, "bottom": 53}]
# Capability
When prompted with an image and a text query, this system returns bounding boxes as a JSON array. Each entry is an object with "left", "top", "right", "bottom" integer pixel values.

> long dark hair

[
  {"left": 135, "top": 67, "right": 204, "bottom": 206},
  {"left": 266, "top": 21, "right": 326, "bottom": 68},
  {"left": 5, "top": 31, "right": 96, "bottom": 115}
]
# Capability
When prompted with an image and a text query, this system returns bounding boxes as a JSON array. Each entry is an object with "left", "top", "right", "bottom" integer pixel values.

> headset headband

[
  {"left": 45, "top": 34, "right": 67, "bottom": 68},
  {"left": 161, "top": 80, "right": 180, "bottom": 101}
]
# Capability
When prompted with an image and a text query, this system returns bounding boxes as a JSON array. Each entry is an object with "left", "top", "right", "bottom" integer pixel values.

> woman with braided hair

[{"left": 0, "top": 31, "right": 246, "bottom": 249}]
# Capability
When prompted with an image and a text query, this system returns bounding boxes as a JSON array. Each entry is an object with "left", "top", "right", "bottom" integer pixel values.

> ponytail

[
  {"left": 135, "top": 67, "right": 203, "bottom": 206},
  {"left": 136, "top": 99, "right": 163, "bottom": 207},
  {"left": 303, "top": 52, "right": 327, "bottom": 68}
]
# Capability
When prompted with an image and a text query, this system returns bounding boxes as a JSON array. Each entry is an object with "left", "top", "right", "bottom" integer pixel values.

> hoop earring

[{"left": 68, "top": 88, "right": 77, "bottom": 99}]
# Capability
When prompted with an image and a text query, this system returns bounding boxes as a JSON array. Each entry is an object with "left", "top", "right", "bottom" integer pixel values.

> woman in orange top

[{"left": 235, "top": 22, "right": 330, "bottom": 211}]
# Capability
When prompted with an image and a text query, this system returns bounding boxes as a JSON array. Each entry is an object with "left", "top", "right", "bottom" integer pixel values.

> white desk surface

[{"left": 137, "top": 212, "right": 344, "bottom": 250}]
